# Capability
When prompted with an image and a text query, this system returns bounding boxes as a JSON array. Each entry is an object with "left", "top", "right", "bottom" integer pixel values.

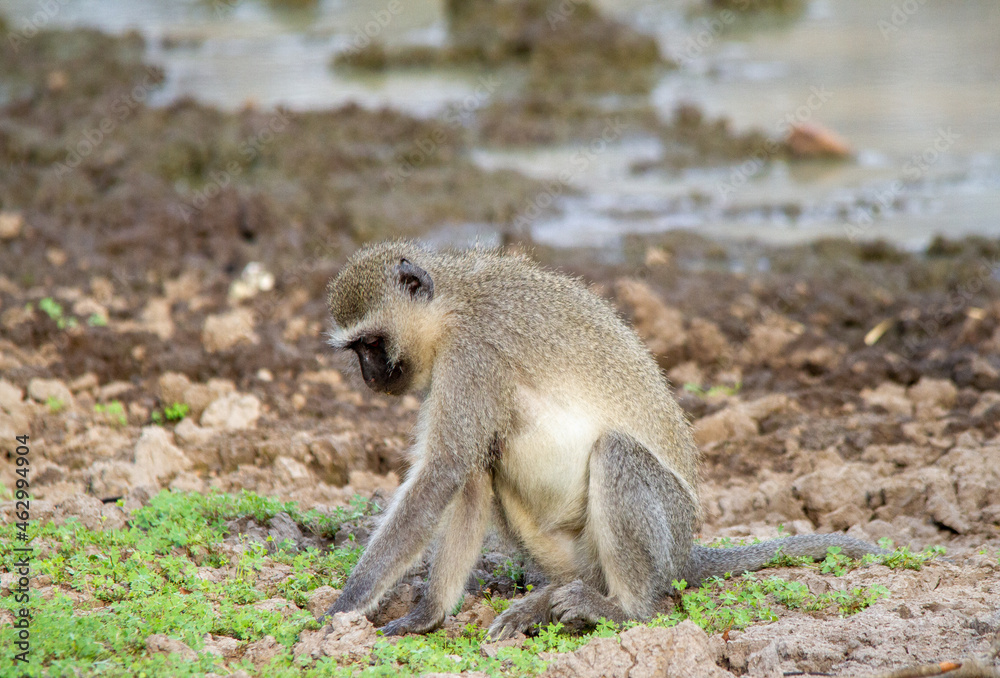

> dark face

[{"left": 351, "top": 335, "right": 410, "bottom": 395}]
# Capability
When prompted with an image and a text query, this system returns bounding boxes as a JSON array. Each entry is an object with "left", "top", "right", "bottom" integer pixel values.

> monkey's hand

[
  {"left": 550, "top": 580, "right": 613, "bottom": 633},
  {"left": 380, "top": 605, "right": 445, "bottom": 637},
  {"left": 486, "top": 586, "right": 553, "bottom": 641}
]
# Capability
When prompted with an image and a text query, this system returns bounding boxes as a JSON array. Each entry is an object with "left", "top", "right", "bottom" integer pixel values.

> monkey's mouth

[
  {"left": 362, "top": 361, "right": 406, "bottom": 394},
  {"left": 355, "top": 345, "right": 409, "bottom": 395}
]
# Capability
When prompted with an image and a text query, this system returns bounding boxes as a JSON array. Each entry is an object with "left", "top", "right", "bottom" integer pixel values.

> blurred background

[{"left": 2, "top": 0, "right": 998, "bottom": 259}]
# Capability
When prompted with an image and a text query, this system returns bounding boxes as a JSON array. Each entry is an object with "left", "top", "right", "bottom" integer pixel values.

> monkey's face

[
  {"left": 328, "top": 246, "right": 438, "bottom": 396},
  {"left": 350, "top": 334, "right": 411, "bottom": 395}
]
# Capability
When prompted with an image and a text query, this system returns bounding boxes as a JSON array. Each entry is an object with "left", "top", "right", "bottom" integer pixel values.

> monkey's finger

[
  {"left": 379, "top": 619, "right": 410, "bottom": 636},
  {"left": 486, "top": 620, "right": 518, "bottom": 642}
]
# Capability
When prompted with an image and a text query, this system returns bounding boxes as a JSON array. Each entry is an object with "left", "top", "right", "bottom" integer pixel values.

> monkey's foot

[
  {"left": 550, "top": 580, "right": 627, "bottom": 632},
  {"left": 380, "top": 608, "right": 445, "bottom": 636},
  {"left": 486, "top": 587, "right": 553, "bottom": 641}
]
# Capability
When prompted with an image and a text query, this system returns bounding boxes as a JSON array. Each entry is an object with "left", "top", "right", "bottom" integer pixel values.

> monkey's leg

[
  {"left": 381, "top": 472, "right": 492, "bottom": 635},
  {"left": 486, "top": 498, "right": 580, "bottom": 641},
  {"left": 551, "top": 431, "right": 698, "bottom": 629}
]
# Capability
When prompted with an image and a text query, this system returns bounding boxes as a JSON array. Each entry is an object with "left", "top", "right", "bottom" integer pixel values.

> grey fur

[{"left": 321, "top": 241, "right": 887, "bottom": 640}]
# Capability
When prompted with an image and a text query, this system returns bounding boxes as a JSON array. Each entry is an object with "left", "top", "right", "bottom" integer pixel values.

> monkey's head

[{"left": 326, "top": 242, "right": 443, "bottom": 396}]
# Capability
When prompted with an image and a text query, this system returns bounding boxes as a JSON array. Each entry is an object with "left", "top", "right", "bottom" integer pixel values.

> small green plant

[
  {"left": 164, "top": 402, "right": 190, "bottom": 421},
  {"left": 38, "top": 296, "right": 77, "bottom": 329},
  {"left": 46, "top": 396, "right": 65, "bottom": 413},
  {"left": 494, "top": 557, "right": 526, "bottom": 589},
  {"left": 94, "top": 400, "right": 128, "bottom": 426},
  {"left": 870, "top": 543, "right": 946, "bottom": 570},
  {"left": 482, "top": 589, "right": 510, "bottom": 615},
  {"left": 683, "top": 381, "right": 742, "bottom": 397},
  {"left": 151, "top": 402, "right": 190, "bottom": 425},
  {"left": 819, "top": 546, "right": 852, "bottom": 576},
  {"left": 87, "top": 313, "right": 107, "bottom": 327}
]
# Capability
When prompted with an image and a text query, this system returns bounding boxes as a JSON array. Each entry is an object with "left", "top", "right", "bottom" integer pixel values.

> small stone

[
  {"left": 229, "top": 262, "right": 275, "bottom": 302},
  {"left": 68, "top": 373, "right": 99, "bottom": 394},
  {"left": 200, "top": 393, "right": 261, "bottom": 431},
  {"left": 668, "top": 361, "right": 704, "bottom": 389},
  {"left": 0, "top": 379, "right": 24, "bottom": 412},
  {"left": 307, "top": 586, "right": 342, "bottom": 619},
  {"left": 87, "top": 461, "right": 134, "bottom": 498},
  {"left": 273, "top": 456, "right": 312, "bottom": 485},
  {"left": 174, "top": 417, "right": 214, "bottom": 447},
  {"left": 243, "top": 635, "right": 282, "bottom": 667},
  {"left": 794, "top": 463, "right": 873, "bottom": 515},
  {"left": 0, "top": 212, "right": 24, "bottom": 239},
  {"left": 158, "top": 372, "right": 192, "bottom": 406},
  {"left": 72, "top": 298, "right": 108, "bottom": 326},
  {"left": 694, "top": 405, "right": 757, "bottom": 446},
  {"left": 861, "top": 382, "right": 913, "bottom": 417},
  {"left": 907, "top": 377, "right": 958, "bottom": 419},
  {"left": 202, "top": 308, "right": 259, "bottom": 353},
  {"left": 141, "top": 297, "right": 175, "bottom": 341},
  {"left": 132, "top": 426, "right": 193, "bottom": 487},
  {"left": 46, "top": 248, "right": 68, "bottom": 267},
  {"left": 97, "top": 381, "right": 135, "bottom": 403},
  {"left": 202, "top": 635, "right": 240, "bottom": 659},
  {"left": 146, "top": 634, "right": 197, "bottom": 661},
  {"left": 27, "top": 378, "right": 75, "bottom": 409},
  {"left": 182, "top": 383, "right": 216, "bottom": 419},
  {"left": 687, "top": 317, "right": 732, "bottom": 366}
]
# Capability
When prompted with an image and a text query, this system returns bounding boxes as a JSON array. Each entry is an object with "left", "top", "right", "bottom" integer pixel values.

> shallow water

[{"left": 5, "top": 0, "right": 998, "bottom": 249}]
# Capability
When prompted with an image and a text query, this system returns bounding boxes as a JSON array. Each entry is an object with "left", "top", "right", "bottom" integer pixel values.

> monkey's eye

[{"left": 363, "top": 336, "right": 382, "bottom": 349}]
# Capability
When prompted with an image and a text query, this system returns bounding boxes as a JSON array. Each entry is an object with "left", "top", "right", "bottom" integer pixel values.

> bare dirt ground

[{"left": 1, "top": 15, "right": 999, "bottom": 678}]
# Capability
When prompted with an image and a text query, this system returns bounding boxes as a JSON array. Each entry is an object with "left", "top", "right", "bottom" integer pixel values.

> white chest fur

[{"left": 496, "top": 389, "right": 604, "bottom": 529}]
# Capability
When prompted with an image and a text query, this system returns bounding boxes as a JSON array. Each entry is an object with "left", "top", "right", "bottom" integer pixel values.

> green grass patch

[{"left": 0, "top": 490, "right": 944, "bottom": 677}]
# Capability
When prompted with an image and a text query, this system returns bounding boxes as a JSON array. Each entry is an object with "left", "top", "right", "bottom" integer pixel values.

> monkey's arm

[
  {"left": 681, "top": 534, "right": 889, "bottom": 586},
  {"left": 325, "top": 371, "right": 501, "bottom": 620},
  {"left": 381, "top": 470, "right": 493, "bottom": 635},
  {"left": 324, "top": 460, "right": 468, "bottom": 618}
]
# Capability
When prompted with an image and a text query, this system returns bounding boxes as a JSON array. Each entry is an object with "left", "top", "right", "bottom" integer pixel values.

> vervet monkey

[{"left": 322, "top": 241, "right": 886, "bottom": 640}]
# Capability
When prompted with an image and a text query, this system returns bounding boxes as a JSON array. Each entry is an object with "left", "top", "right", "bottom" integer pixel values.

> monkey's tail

[{"left": 680, "top": 535, "right": 889, "bottom": 588}]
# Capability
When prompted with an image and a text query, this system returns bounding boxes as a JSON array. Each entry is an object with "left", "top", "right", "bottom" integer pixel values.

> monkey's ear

[{"left": 395, "top": 258, "right": 434, "bottom": 301}]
